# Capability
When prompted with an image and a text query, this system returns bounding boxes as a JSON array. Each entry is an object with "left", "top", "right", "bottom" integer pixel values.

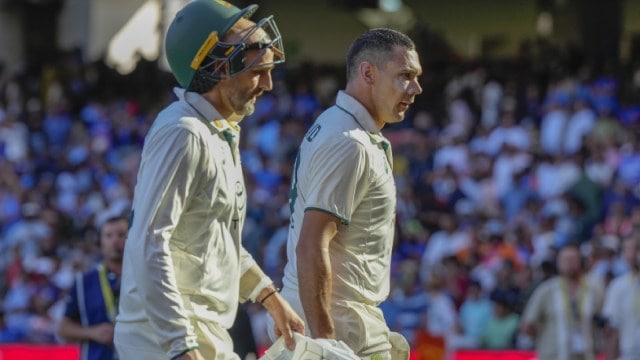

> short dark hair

[
  {"left": 99, "top": 212, "right": 130, "bottom": 231},
  {"left": 189, "top": 70, "right": 219, "bottom": 94},
  {"left": 345, "top": 28, "right": 415, "bottom": 81}
]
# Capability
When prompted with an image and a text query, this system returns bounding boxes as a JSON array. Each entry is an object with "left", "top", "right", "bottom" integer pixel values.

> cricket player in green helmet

[{"left": 114, "top": 1, "right": 302, "bottom": 359}]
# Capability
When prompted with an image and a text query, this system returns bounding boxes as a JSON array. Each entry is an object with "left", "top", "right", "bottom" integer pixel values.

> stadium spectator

[
  {"left": 56, "top": 214, "right": 128, "bottom": 360},
  {"left": 521, "top": 245, "right": 604, "bottom": 360}
]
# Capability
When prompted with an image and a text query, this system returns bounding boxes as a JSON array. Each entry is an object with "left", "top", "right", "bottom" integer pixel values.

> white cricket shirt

[
  {"left": 282, "top": 90, "right": 396, "bottom": 306},
  {"left": 602, "top": 272, "right": 640, "bottom": 360},
  {"left": 117, "top": 88, "right": 269, "bottom": 359}
]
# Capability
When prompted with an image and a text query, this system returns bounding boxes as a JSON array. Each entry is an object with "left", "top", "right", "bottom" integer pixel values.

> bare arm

[
  {"left": 56, "top": 317, "right": 114, "bottom": 345},
  {"left": 257, "top": 285, "right": 305, "bottom": 350},
  {"left": 296, "top": 209, "right": 340, "bottom": 339},
  {"left": 237, "top": 252, "right": 305, "bottom": 349}
]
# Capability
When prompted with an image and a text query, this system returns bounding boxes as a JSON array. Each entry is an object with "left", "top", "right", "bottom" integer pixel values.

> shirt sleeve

[
  {"left": 522, "top": 281, "right": 548, "bottom": 327},
  {"left": 127, "top": 123, "right": 203, "bottom": 357},
  {"left": 303, "top": 137, "right": 368, "bottom": 224},
  {"left": 238, "top": 247, "right": 272, "bottom": 303}
]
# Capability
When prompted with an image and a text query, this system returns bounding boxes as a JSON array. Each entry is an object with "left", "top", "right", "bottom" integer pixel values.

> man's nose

[
  {"left": 410, "top": 79, "right": 422, "bottom": 95},
  {"left": 259, "top": 71, "right": 273, "bottom": 92}
]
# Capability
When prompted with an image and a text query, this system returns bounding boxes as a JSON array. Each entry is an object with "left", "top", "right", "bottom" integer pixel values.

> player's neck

[
  {"left": 202, "top": 87, "right": 233, "bottom": 119},
  {"left": 104, "top": 260, "right": 122, "bottom": 276},
  {"left": 344, "top": 84, "right": 381, "bottom": 129},
  {"left": 563, "top": 274, "right": 582, "bottom": 286}
]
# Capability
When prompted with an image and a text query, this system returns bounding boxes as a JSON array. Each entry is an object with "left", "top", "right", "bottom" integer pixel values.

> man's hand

[
  {"left": 262, "top": 291, "right": 305, "bottom": 351},
  {"left": 88, "top": 323, "right": 115, "bottom": 344},
  {"left": 174, "top": 349, "right": 205, "bottom": 360}
]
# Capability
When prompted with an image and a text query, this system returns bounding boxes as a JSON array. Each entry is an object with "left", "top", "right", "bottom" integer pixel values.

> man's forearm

[
  {"left": 57, "top": 317, "right": 113, "bottom": 344},
  {"left": 298, "top": 247, "right": 334, "bottom": 339},
  {"left": 296, "top": 210, "right": 340, "bottom": 339},
  {"left": 57, "top": 317, "right": 91, "bottom": 342}
]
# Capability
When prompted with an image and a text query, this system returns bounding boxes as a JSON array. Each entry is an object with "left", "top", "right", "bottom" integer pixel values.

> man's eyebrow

[
  {"left": 252, "top": 63, "right": 275, "bottom": 71},
  {"left": 401, "top": 67, "right": 422, "bottom": 75}
]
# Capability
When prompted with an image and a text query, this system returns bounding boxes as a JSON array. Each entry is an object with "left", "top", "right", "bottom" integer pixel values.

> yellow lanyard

[
  {"left": 559, "top": 278, "right": 586, "bottom": 329},
  {"left": 98, "top": 264, "right": 117, "bottom": 322}
]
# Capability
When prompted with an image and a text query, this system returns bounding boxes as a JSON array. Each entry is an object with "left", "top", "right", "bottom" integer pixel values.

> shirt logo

[{"left": 235, "top": 181, "right": 245, "bottom": 211}]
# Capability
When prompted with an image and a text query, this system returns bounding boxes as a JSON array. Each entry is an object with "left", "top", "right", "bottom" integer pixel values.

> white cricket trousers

[
  {"left": 270, "top": 286, "right": 410, "bottom": 360},
  {"left": 114, "top": 319, "right": 240, "bottom": 360}
]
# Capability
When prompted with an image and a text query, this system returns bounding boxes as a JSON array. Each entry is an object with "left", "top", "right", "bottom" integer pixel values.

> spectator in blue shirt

[
  {"left": 56, "top": 214, "right": 128, "bottom": 360},
  {"left": 451, "top": 279, "right": 493, "bottom": 349}
]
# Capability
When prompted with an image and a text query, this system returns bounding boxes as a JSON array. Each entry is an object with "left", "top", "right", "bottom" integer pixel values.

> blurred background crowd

[{"left": 1, "top": 0, "right": 640, "bottom": 358}]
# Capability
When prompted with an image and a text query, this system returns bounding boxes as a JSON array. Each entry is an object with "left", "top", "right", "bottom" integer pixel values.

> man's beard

[
  {"left": 231, "top": 89, "right": 259, "bottom": 116},
  {"left": 237, "top": 101, "right": 255, "bottom": 116}
]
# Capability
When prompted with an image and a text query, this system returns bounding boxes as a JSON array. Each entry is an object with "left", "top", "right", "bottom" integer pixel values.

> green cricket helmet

[{"left": 165, "top": 0, "right": 285, "bottom": 92}]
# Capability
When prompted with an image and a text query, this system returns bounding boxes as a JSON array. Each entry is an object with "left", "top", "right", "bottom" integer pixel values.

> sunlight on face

[
  {"left": 225, "top": 52, "right": 275, "bottom": 116},
  {"left": 220, "top": 18, "right": 276, "bottom": 117},
  {"left": 371, "top": 46, "right": 422, "bottom": 127}
]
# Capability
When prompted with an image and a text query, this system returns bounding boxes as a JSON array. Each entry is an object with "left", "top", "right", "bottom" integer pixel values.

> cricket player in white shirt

[
  {"left": 114, "top": 1, "right": 304, "bottom": 359},
  {"left": 270, "top": 28, "right": 423, "bottom": 360},
  {"left": 602, "top": 235, "right": 640, "bottom": 360}
]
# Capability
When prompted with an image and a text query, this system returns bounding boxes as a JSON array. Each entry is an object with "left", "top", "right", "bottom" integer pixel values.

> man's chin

[
  {"left": 235, "top": 104, "right": 255, "bottom": 117},
  {"left": 388, "top": 112, "right": 405, "bottom": 123}
]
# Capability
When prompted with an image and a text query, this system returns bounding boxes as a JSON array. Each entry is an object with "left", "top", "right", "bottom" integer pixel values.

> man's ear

[{"left": 360, "top": 61, "right": 375, "bottom": 85}]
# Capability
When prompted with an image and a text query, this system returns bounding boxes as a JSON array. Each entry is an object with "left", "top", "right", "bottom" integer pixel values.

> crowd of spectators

[{"left": 0, "top": 33, "right": 639, "bottom": 358}]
